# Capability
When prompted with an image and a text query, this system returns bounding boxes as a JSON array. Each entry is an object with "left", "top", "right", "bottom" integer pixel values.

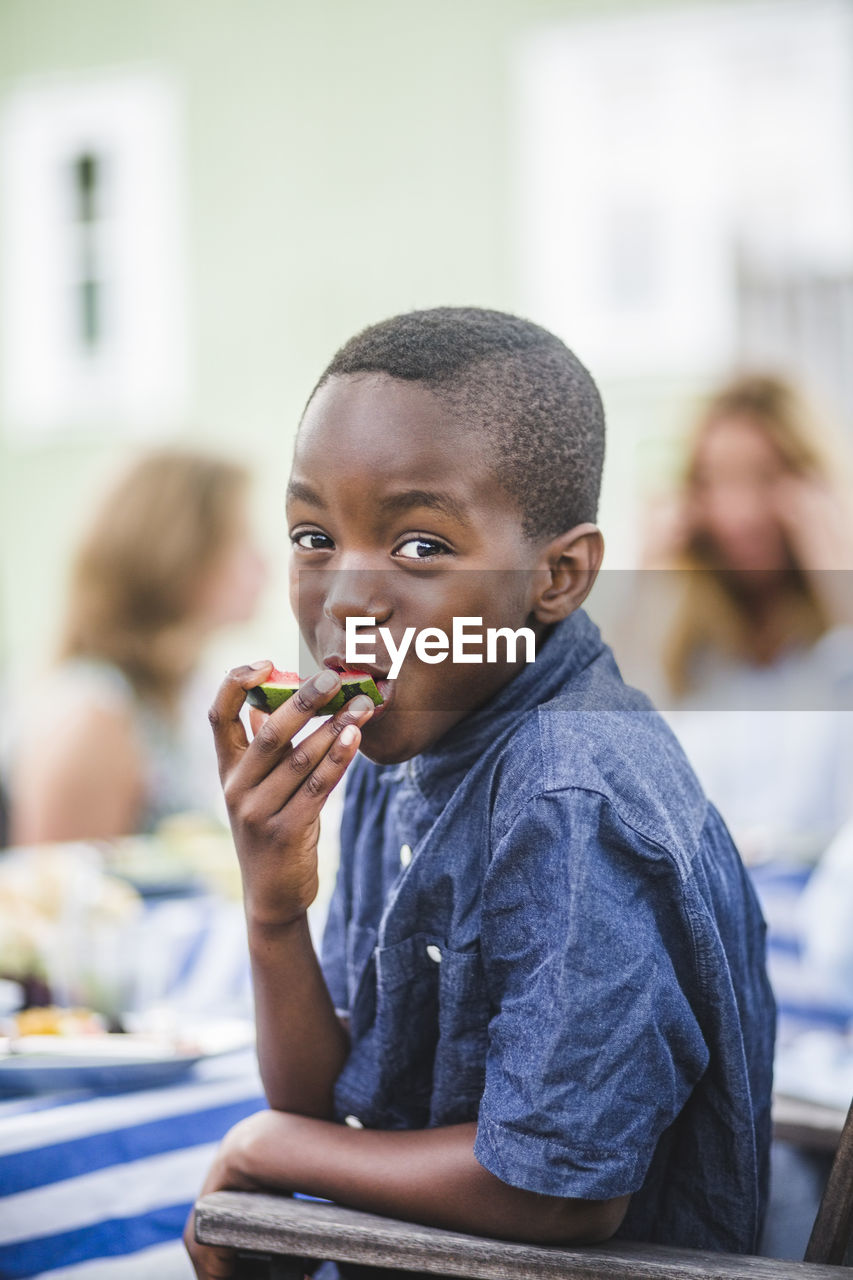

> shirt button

[
  {"left": 344, "top": 1114, "right": 364, "bottom": 1129},
  {"left": 400, "top": 843, "right": 413, "bottom": 868},
  {"left": 426, "top": 944, "right": 442, "bottom": 964}
]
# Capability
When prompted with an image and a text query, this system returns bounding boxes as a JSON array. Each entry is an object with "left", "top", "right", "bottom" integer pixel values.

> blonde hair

[
  {"left": 665, "top": 374, "right": 841, "bottom": 696},
  {"left": 58, "top": 448, "right": 249, "bottom": 708}
]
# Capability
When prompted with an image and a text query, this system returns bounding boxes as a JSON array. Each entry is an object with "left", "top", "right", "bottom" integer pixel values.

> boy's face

[{"left": 287, "top": 373, "right": 552, "bottom": 764}]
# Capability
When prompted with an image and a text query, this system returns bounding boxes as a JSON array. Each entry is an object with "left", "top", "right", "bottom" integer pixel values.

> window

[
  {"left": 514, "top": 0, "right": 853, "bottom": 380},
  {"left": 1, "top": 71, "right": 189, "bottom": 437}
]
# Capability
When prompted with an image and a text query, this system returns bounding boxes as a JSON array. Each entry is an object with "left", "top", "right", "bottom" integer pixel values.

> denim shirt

[{"left": 321, "top": 609, "right": 775, "bottom": 1253}]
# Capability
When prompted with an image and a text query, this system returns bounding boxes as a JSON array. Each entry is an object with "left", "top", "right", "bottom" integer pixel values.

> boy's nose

[{"left": 320, "top": 570, "right": 393, "bottom": 628}]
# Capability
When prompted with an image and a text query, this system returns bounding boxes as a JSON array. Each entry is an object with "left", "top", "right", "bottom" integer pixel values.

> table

[
  {"left": 0, "top": 836, "right": 322, "bottom": 1279},
  {"left": 2, "top": 861, "right": 851, "bottom": 1278},
  {"left": 750, "top": 862, "right": 853, "bottom": 1042},
  {"left": 747, "top": 861, "right": 853, "bottom": 1258},
  {"left": 747, "top": 861, "right": 853, "bottom": 1115},
  {"left": 0, "top": 1048, "right": 266, "bottom": 1280},
  {"left": 2, "top": 1060, "right": 849, "bottom": 1280}
]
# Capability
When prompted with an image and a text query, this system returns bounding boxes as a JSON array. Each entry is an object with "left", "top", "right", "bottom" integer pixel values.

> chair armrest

[{"left": 194, "top": 1192, "right": 850, "bottom": 1278}]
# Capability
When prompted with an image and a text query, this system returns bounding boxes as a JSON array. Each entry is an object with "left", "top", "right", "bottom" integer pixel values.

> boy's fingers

[
  {"left": 248, "top": 706, "right": 268, "bottom": 737},
  {"left": 183, "top": 1208, "right": 235, "bottom": 1279},
  {"left": 191, "top": 1243, "right": 234, "bottom": 1279},
  {"left": 275, "top": 720, "right": 363, "bottom": 823},
  {"left": 237, "top": 671, "right": 345, "bottom": 786},
  {"left": 208, "top": 662, "right": 273, "bottom": 776},
  {"left": 243, "top": 696, "right": 373, "bottom": 822}
]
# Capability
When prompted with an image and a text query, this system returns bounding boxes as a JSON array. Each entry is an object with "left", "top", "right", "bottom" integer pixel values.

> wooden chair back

[{"left": 805, "top": 1097, "right": 853, "bottom": 1265}]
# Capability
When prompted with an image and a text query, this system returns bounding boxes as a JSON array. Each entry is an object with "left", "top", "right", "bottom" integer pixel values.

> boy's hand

[
  {"left": 209, "top": 662, "right": 374, "bottom": 927},
  {"left": 182, "top": 1129, "right": 247, "bottom": 1280}
]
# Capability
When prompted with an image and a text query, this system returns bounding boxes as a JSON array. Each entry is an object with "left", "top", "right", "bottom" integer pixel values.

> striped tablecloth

[
  {"left": 1, "top": 862, "right": 851, "bottom": 1278},
  {"left": 749, "top": 862, "right": 853, "bottom": 1041},
  {"left": 0, "top": 1048, "right": 266, "bottom": 1279},
  {"left": 748, "top": 862, "right": 853, "bottom": 1126}
]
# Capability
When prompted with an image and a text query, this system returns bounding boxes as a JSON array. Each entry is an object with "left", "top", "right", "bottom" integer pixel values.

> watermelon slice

[{"left": 246, "top": 668, "right": 383, "bottom": 716}]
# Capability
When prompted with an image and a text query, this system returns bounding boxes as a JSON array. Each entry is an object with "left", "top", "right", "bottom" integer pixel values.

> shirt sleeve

[{"left": 474, "top": 787, "right": 710, "bottom": 1201}]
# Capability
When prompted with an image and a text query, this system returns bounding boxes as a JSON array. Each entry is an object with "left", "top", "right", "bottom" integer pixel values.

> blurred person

[
  {"left": 616, "top": 374, "right": 853, "bottom": 1262},
  {"left": 9, "top": 448, "right": 267, "bottom": 844},
  {"left": 661, "top": 374, "right": 852, "bottom": 692},
  {"left": 631, "top": 373, "right": 853, "bottom": 865}
]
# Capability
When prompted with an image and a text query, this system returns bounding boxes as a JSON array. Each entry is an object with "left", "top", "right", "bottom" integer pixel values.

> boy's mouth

[{"left": 323, "top": 656, "right": 393, "bottom": 721}]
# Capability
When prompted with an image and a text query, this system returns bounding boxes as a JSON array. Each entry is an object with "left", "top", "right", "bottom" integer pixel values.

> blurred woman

[
  {"left": 631, "top": 374, "right": 853, "bottom": 1259},
  {"left": 10, "top": 449, "right": 267, "bottom": 844},
  {"left": 621, "top": 374, "right": 853, "bottom": 863},
  {"left": 662, "top": 374, "right": 852, "bottom": 698}
]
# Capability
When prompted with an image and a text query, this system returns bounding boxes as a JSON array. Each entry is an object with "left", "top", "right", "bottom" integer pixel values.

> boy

[{"left": 187, "top": 308, "right": 775, "bottom": 1279}]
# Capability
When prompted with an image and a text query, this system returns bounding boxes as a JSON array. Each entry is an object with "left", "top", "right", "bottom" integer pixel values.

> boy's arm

[
  {"left": 247, "top": 913, "right": 348, "bottom": 1116},
  {"left": 208, "top": 664, "right": 372, "bottom": 1117},
  {"left": 186, "top": 1111, "right": 630, "bottom": 1278}
]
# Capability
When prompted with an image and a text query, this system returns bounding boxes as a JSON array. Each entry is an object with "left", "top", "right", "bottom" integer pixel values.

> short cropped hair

[{"left": 310, "top": 307, "right": 605, "bottom": 542}]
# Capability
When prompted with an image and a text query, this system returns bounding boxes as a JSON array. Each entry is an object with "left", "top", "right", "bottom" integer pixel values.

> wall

[{"left": 0, "top": 0, "right": 716, "bottom": 686}]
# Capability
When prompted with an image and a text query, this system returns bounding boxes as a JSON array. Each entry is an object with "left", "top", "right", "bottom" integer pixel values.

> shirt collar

[{"left": 407, "top": 608, "right": 605, "bottom": 803}]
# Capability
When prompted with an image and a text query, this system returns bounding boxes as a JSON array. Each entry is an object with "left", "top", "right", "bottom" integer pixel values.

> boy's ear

[{"left": 532, "top": 523, "right": 604, "bottom": 623}]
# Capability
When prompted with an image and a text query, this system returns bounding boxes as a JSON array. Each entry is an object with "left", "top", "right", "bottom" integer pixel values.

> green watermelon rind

[{"left": 246, "top": 675, "right": 383, "bottom": 717}]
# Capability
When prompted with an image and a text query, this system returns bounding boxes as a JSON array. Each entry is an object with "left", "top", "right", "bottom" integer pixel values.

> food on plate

[
  {"left": 12, "top": 1006, "right": 106, "bottom": 1037},
  {"left": 246, "top": 668, "right": 383, "bottom": 715}
]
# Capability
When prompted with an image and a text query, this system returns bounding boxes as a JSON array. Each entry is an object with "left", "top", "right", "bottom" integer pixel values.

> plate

[{"left": 0, "top": 1020, "right": 255, "bottom": 1095}]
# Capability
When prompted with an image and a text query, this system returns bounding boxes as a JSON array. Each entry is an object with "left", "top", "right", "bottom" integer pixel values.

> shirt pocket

[
  {"left": 431, "top": 945, "right": 489, "bottom": 1124},
  {"left": 374, "top": 934, "right": 489, "bottom": 1128}
]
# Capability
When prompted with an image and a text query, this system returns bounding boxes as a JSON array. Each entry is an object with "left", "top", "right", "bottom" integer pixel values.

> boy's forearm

[
  {"left": 248, "top": 911, "right": 349, "bottom": 1117},
  {"left": 218, "top": 1111, "right": 630, "bottom": 1245}
]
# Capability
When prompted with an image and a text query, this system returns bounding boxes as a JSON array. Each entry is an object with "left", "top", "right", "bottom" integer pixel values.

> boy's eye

[
  {"left": 394, "top": 537, "right": 451, "bottom": 561},
  {"left": 292, "top": 530, "right": 334, "bottom": 551}
]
